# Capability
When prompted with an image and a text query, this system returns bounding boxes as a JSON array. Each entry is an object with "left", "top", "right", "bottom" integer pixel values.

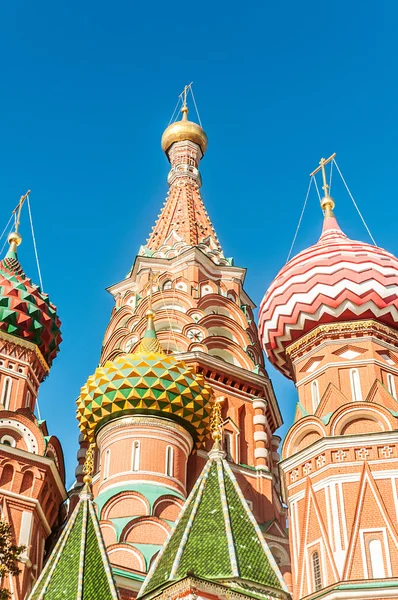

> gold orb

[
  {"left": 320, "top": 196, "right": 335, "bottom": 212},
  {"left": 8, "top": 231, "right": 22, "bottom": 247},
  {"left": 161, "top": 119, "right": 208, "bottom": 156}
]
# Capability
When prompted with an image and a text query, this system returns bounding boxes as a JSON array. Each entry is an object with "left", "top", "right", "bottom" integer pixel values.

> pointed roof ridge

[
  {"left": 27, "top": 491, "right": 119, "bottom": 600},
  {"left": 139, "top": 450, "right": 288, "bottom": 598}
]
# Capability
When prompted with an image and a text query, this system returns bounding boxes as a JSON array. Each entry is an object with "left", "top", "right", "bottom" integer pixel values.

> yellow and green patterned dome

[{"left": 77, "top": 311, "right": 213, "bottom": 446}]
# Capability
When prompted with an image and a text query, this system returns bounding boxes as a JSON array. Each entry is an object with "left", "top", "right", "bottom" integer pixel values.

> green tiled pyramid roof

[
  {"left": 27, "top": 488, "right": 119, "bottom": 600},
  {"left": 140, "top": 447, "right": 288, "bottom": 598}
]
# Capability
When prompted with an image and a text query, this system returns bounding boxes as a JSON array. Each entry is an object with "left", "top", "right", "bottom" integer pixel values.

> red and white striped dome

[{"left": 258, "top": 214, "right": 398, "bottom": 378}]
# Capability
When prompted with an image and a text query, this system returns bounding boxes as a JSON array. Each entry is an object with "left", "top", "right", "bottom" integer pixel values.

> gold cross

[
  {"left": 310, "top": 153, "right": 336, "bottom": 197},
  {"left": 12, "top": 190, "right": 31, "bottom": 233},
  {"left": 179, "top": 82, "right": 193, "bottom": 109}
]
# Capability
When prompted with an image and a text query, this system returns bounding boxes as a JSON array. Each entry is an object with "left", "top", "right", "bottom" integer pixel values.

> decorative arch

[
  {"left": 99, "top": 521, "right": 117, "bottom": 547},
  {"left": 205, "top": 337, "right": 253, "bottom": 370},
  {"left": 121, "top": 517, "right": 170, "bottom": 545},
  {"left": 0, "top": 464, "right": 14, "bottom": 489},
  {"left": 283, "top": 418, "right": 326, "bottom": 459},
  {"left": 107, "top": 543, "right": 146, "bottom": 573},
  {"left": 101, "top": 491, "right": 150, "bottom": 520},
  {"left": 198, "top": 295, "right": 248, "bottom": 329},
  {"left": 20, "top": 470, "right": 34, "bottom": 496},
  {"left": 268, "top": 543, "right": 290, "bottom": 567},
  {"left": 153, "top": 495, "right": 184, "bottom": 521},
  {"left": 330, "top": 404, "right": 394, "bottom": 436}
]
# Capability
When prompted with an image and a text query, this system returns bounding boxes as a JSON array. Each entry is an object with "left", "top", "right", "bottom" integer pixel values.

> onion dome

[
  {"left": 161, "top": 104, "right": 208, "bottom": 156},
  {"left": 0, "top": 232, "right": 62, "bottom": 367},
  {"left": 77, "top": 310, "right": 213, "bottom": 445},
  {"left": 259, "top": 198, "right": 398, "bottom": 379}
]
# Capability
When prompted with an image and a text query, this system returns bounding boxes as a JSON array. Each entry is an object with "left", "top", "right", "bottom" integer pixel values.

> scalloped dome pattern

[
  {"left": 77, "top": 350, "right": 213, "bottom": 445},
  {"left": 258, "top": 216, "right": 398, "bottom": 378},
  {"left": 0, "top": 251, "right": 62, "bottom": 366}
]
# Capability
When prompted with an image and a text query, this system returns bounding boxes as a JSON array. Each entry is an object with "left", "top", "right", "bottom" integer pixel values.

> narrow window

[
  {"left": 312, "top": 550, "right": 322, "bottom": 591},
  {"left": 387, "top": 373, "right": 396, "bottom": 399},
  {"left": 369, "top": 538, "right": 386, "bottom": 578},
  {"left": 311, "top": 380, "right": 320, "bottom": 411},
  {"left": 1, "top": 377, "right": 12, "bottom": 410},
  {"left": 103, "top": 448, "right": 111, "bottom": 480},
  {"left": 132, "top": 441, "right": 140, "bottom": 472},
  {"left": 350, "top": 369, "right": 362, "bottom": 402},
  {"left": 223, "top": 432, "right": 233, "bottom": 461},
  {"left": 26, "top": 391, "right": 31, "bottom": 408},
  {"left": 163, "top": 280, "right": 172, "bottom": 291},
  {"left": 166, "top": 446, "right": 174, "bottom": 477}
]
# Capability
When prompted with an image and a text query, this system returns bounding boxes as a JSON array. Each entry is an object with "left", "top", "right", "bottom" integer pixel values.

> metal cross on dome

[{"left": 310, "top": 153, "right": 336, "bottom": 198}]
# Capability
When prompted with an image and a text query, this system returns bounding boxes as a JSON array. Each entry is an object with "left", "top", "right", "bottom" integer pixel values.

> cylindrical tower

[
  {"left": 259, "top": 172, "right": 398, "bottom": 600},
  {"left": 76, "top": 309, "right": 213, "bottom": 593}
]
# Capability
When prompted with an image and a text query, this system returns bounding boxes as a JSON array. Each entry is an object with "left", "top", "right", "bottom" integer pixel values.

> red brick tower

[
  {"left": 74, "top": 90, "right": 290, "bottom": 598},
  {"left": 259, "top": 158, "right": 398, "bottom": 599},
  {"left": 0, "top": 204, "right": 66, "bottom": 599}
]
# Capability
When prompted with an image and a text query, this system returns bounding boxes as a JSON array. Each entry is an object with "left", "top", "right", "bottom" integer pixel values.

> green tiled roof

[
  {"left": 140, "top": 447, "right": 288, "bottom": 598},
  {"left": 27, "top": 488, "right": 119, "bottom": 600}
]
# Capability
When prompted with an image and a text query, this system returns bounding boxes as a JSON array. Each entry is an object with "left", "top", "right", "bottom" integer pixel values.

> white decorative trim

[
  {"left": 253, "top": 415, "right": 267, "bottom": 425},
  {"left": 253, "top": 431, "right": 268, "bottom": 442},
  {"left": 254, "top": 448, "right": 268, "bottom": 459}
]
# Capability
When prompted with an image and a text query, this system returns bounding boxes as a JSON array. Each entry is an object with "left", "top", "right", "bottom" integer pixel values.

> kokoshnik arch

[{"left": 1, "top": 86, "right": 398, "bottom": 600}]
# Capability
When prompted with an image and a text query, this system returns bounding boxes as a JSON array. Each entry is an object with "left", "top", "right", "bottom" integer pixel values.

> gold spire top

[
  {"left": 210, "top": 396, "right": 226, "bottom": 449},
  {"left": 161, "top": 84, "right": 208, "bottom": 156},
  {"left": 135, "top": 270, "right": 165, "bottom": 355},
  {"left": 82, "top": 442, "right": 96, "bottom": 487},
  {"left": 310, "top": 154, "right": 336, "bottom": 218},
  {"left": 7, "top": 190, "right": 31, "bottom": 253}
]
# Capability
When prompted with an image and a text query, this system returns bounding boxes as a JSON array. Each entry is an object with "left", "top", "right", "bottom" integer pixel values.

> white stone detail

[
  {"left": 303, "top": 462, "right": 312, "bottom": 475},
  {"left": 316, "top": 454, "right": 326, "bottom": 468},
  {"left": 253, "top": 431, "right": 268, "bottom": 442},
  {"left": 253, "top": 415, "right": 267, "bottom": 426},
  {"left": 254, "top": 448, "right": 268, "bottom": 459},
  {"left": 253, "top": 400, "right": 267, "bottom": 410}
]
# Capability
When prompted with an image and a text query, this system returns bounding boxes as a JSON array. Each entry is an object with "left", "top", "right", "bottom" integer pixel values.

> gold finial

[
  {"left": 82, "top": 442, "right": 96, "bottom": 486},
  {"left": 310, "top": 154, "right": 336, "bottom": 217},
  {"left": 7, "top": 190, "right": 31, "bottom": 252},
  {"left": 179, "top": 82, "right": 192, "bottom": 121},
  {"left": 210, "top": 396, "right": 226, "bottom": 449}
]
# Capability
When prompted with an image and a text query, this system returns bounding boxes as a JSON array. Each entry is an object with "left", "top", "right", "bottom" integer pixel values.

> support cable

[
  {"left": 168, "top": 96, "right": 182, "bottom": 126},
  {"left": 26, "top": 195, "right": 44, "bottom": 290},
  {"left": 190, "top": 86, "right": 203, "bottom": 127},
  {"left": 0, "top": 214, "right": 14, "bottom": 247},
  {"left": 286, "top": 177, "right": 314, "bottom": 263},
  {"left": 313, "top": 177, "right": 322, "bottom": 201},
  {"left": 333, "top": 159, "right": 377, "bottom": 246},
  {"left": 329, "top": 158, "right": 334, "bottom": 193}
]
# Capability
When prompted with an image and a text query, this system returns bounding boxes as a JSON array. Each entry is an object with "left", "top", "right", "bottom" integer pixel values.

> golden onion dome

[{"left": 161, "top": 106, "right": 208, "bottom": 156}]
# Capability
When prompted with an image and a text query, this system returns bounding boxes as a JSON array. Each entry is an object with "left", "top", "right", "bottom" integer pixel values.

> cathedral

[{"left": 1, "top": 89, "right": 398, "bottom": 600}]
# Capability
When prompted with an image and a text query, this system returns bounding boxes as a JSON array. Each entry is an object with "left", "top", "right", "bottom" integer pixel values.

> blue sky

[{"left": 0, "top": 1, "right": 395, "bottom": 486}]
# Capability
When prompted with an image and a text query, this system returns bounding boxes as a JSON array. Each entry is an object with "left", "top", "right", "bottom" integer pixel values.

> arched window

[
  {"left": 1, "top": 377, "right": 12, "bottom": 410},
  {"left": 103, "top": 449, "right": 111, "bottom": 480},
  {"left": 311, "top": 550, "right": 322, "bottom": 591},
  {"left": 132, "top": 441, "right": 140, "bottom": 472},
  {"left": 350, "top": 369, "right": 362, "bottom": 402},
  {"left": 311, "top": 380, "right": 320, "bottom": 411},
  {"left": 387, "top": 373, "right": 396, "bottom": 399},
  {"left": 163, "top": 280, "right": 172, "bottom": 291},
  {"left": 369, "top": 538, "right": 386, "bottom": 578},
  {"left": 165, "top": 446, "right": 174, "bottom": 477}
]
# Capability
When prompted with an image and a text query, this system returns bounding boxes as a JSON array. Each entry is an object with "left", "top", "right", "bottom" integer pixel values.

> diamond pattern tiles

[
  {"left": 77, "top": 350, "right": 213, "bottom": 445},
  {"left": 0, "top": 251, "right": 62, "bottom": 366}
]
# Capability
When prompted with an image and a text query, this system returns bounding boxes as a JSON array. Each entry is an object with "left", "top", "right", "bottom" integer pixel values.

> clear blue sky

[{"left": 0, "top": 1, "right": 395, "bottom": 486}]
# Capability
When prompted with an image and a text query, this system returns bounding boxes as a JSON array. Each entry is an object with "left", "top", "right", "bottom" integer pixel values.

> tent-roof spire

[{"left": 139, "top": 400, "right": 288, "bottom": 599}]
